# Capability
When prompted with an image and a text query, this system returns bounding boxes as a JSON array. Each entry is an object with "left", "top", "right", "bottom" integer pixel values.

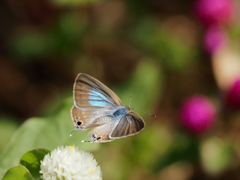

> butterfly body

[{"left": 71, "top": 73, "right": 145, "bottom": 143}]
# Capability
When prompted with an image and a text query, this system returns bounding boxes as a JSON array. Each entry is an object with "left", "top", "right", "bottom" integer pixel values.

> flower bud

[
  {"left": 194, "top": 0, "right": 234, "bottom": 26},
  {"left": 204, "top": 25, "right": 227, "bottom": 54},
  {"left": 179, "top": 95, "right": 216, "bottom": 133},
  {"left": 226, "top": 78, "right": 240, "bottom": 108}
]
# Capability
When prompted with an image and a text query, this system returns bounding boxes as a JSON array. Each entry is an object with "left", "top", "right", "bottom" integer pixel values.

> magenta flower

[
  {"left": 179, "top": 95, "right": 216, "bottom": 133},
  {"left": 204, "top": 25, "right": 227, "bottom": 54},
  {"left": 226, "top": 78, "right": 240, "bottom": 108},
  {"left": 194, "top": 0, "right": 234, "bottom": 26}
]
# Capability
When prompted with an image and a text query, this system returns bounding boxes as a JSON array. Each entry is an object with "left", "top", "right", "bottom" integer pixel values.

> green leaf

[
  {"left": 20, "top": 148, "right": 51, "bottom": 180},
  {"left": 2, "top": 166, "right": 34, "bottom": 180},
  {"left": 0, "top": 98, "right": 99, "bottom": 179}
]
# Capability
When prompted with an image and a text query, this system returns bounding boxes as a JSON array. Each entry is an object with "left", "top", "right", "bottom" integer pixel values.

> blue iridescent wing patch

[{"left": 73, "top": 73, "right": 122, "bottom": 109}]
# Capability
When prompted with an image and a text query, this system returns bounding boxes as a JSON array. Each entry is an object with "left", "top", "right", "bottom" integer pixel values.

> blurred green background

[{"left": 0, "top": 0, "right": 240, "bottom": 180}]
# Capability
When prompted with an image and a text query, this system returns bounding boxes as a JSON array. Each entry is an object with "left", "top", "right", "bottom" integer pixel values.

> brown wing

[
  {"left": 88, "top": 120, "right": 118, "bottom": 143},
  {"left": 71, "top": 106, "right": 101, "bottom": 130},
  {"left": 73, "top": 73, "right": 122, "bottom": 110},
  {"left": 109, "top": 112, "right": 145, "bottom": 139}
]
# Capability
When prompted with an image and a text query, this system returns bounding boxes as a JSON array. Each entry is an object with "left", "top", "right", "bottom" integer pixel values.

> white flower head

[{"left": 40, "top": 146, "right": 102, "bottom": 180}]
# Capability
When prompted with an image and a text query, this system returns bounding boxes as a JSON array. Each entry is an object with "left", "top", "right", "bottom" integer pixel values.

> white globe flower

[{"left": 40, "top": 146, "right": 102, "bottom": 180}]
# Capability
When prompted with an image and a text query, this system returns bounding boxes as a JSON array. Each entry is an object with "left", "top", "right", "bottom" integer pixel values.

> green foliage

[
  {"left": 20, "top": 148, "right": 51, "bottom": 180},
  {"left": 131, "top": 19, "right": 197, "bottom": 71},
  {"left": 152, "top": 132, "right": 200, "bottom": 173},
  {"left": 51, "top": 0, "right": 97, "bottom": 6},
  {"left": 2, "top": 148, "right": 50, "bottom": 180},
  {"left": 114, "top": 59, "right": 163, "bottom": 111},
  {"left": 0, "top": 117, "right": 19, "bottom": 153},
  {"left": 11, "top": 12, "right": 89, "bottom": 61},
  {"left": 0, "top": 98, "right": 99, "bottom": 179},
  {"left": 11, "top": 33, "right": 55, "bottom": 59},
  {"left": 200, "top": 137, "right": 233, "bottom": 174},
  {"left": 2, "top": 166, "right": 34, "bottom": 180}
]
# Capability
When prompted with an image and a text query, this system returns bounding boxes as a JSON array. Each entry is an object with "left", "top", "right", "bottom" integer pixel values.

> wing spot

[
  {"left": 92, "top": 134, "right": 97, "bottom": 138},
  {"left": 76, "top": 121, "right": 82, "bottom": 126}
]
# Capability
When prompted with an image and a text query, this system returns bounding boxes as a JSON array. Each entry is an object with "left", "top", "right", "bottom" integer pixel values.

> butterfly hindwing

[
  {"left": 88, "top": 120, "right": 118, "bottom": 143},
  {"left": 110, "top": 112, "right": 145, "bottom": 139},
  {"left": 88, "top": 111, "right": 145, "bottom": 142}
]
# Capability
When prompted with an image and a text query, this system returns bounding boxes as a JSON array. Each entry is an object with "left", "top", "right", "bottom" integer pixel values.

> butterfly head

[{"left": 124, "top": 106, "right": 132, "bottom": 112}]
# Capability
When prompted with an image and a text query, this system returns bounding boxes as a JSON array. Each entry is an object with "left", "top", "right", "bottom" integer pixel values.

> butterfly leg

[
  {"left": 81, "top": 140, "right": 93, "bottom": 143},
  {"left": 83, "top": 134, "right": 103, "bottom": 143},
  {"left": 81, "top": 134, "right": 97, "bottom": 143}
]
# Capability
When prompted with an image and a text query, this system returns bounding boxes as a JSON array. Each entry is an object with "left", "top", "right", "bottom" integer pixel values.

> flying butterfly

[{"left": 70, "top": 73, "right": 155, "bottom": 143}]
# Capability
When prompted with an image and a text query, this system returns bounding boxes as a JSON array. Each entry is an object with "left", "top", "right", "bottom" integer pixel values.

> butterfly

[{"left": 70, "top": 73, "right": 150, "bottom": 143}]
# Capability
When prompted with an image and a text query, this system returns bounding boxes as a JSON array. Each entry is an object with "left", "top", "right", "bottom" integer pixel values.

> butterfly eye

[{"left": 76, "top": 121, "right": 82, "bottom": 126}]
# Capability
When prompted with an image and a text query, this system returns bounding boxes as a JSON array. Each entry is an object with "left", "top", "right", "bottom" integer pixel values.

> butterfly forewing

[
  {"left": 110, "top": 112, "right": 145, "bottom": 139},
  {"left": 74, "top": 73, "right": 122, "bottom": 109}
]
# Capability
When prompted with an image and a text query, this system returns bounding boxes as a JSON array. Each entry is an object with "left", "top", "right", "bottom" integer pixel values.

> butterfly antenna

[
  {"left": 133, "top": 109, "right": 157, "bottom": 117},
  {"left": 129, "top": 95, "right": 132, "bottom": 108},
  {"left": 69, "top": 128, "right": 77, "bottom": 137}
]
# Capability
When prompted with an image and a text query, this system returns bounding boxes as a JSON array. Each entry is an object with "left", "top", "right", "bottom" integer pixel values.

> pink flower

[
  {"left": 204, "top": 25, "right": 227, "bottom": 54},
  {"left": 226, "top": 78, "right": 240, "bottom": 108},
  {"left": 194, "top": 0, "right": 234, "bottom": 26},
  {"left": 179, "top": 95, "right": 216, "bottom": 133}
]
